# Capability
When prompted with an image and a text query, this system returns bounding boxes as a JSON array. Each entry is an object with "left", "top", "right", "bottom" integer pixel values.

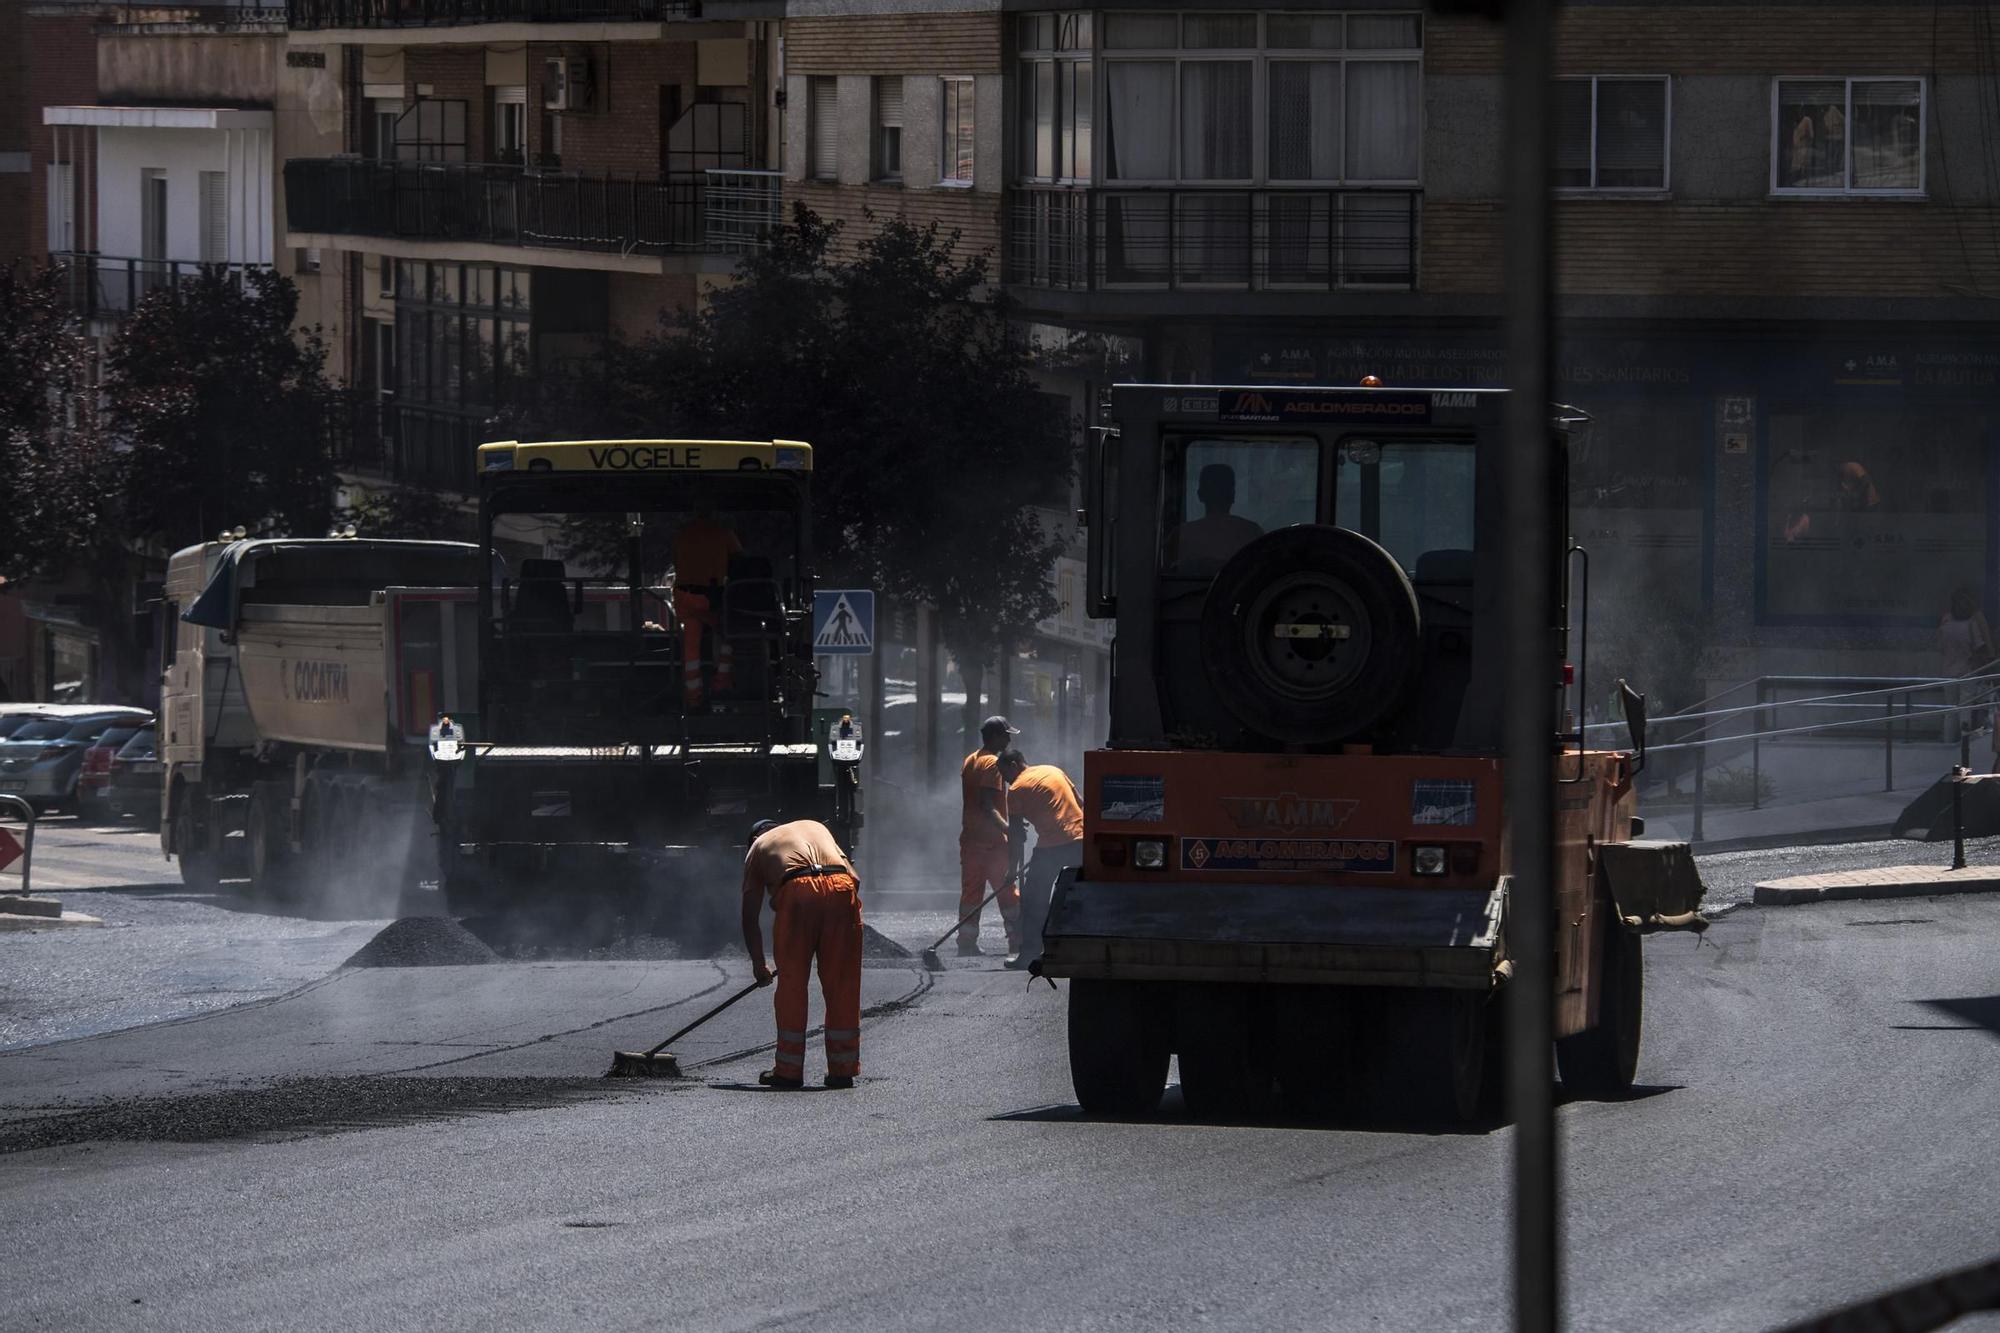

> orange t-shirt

[
  {"left": 961, "top": 749, "right": 1009, "bottom": 846},
  {"left": 673, "top": 517, "right": 743, "bottom": 590},
  {"left": 1010, "top": 764, "right": 1084, "bottom": 846}
]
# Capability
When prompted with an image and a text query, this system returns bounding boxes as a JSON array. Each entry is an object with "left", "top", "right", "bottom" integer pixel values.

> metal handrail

[{"left": 1583, "top": 670, "right": 2000, "bottom": 733}]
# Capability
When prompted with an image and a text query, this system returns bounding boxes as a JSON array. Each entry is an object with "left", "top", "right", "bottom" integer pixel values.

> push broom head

[
  {"left": 920, "top": 947, "right": 944, "bottom": 973},
  {"left": 606, "top": 1049, "right": 685, "bottom": 1079}
]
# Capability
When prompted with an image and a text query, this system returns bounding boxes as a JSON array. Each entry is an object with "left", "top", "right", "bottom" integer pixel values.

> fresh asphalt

[{"left": 3, "top": 821, "right": 1998, "bottom": 1331}]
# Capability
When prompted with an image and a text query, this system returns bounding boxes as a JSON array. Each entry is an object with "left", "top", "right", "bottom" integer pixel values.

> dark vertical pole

[{"left": 1501, "top": 2, "right": 1559, "bottom": 1332}]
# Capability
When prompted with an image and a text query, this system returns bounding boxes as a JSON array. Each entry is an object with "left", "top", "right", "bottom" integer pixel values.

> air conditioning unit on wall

[{"left": 543, "top": 57, "right": 592, "bottom": 111}]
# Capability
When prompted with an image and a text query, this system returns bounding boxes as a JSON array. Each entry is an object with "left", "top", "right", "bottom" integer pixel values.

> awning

[{"left": 42, "top": 106, "right": 274, "bottom": 131}]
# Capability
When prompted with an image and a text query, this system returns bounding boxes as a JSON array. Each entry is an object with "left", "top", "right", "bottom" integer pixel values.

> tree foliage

[
  {"left": 505, "top": 207, "right": 1072, "bottom": 679},
  {"left": 0, "top": 264, "right": 106, "bottom": 583},
  {"left": 106, "top": 268, "right": 338, "bottom": 550},
  {"left": 339, "top": 484, "right": 478, "bottom": 544}
]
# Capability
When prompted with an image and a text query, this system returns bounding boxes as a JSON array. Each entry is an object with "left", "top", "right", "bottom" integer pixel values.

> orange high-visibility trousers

[
  {"left": 675, "top": 590, "right": 734, "bottom": 705},
  {"left": 958, "top": 839, "right": 1020, "bottom": 951},
  {"left": 772, "top": 873, "right": 863, "bottom": 1081}
]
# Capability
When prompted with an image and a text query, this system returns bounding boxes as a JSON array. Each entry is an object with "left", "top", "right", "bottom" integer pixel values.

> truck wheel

[
  {"left": 1365, "top": 990, "right": 1489, "bottom": 1125},
  {"left": 173, "top": 791, "right": 220, "bottom": 893},
  {"left": 1175, "top": 984, "right": 1279, "bottom": 1121},
  {"left": 1201, "top": 525, "right": 1422, "bottom": 747},
  {"left": 1068, "top": 980, "right": 1170, "bottom": 1117},
  {"left": 246, "top": 793, "right": 297, "bottom": 903},
  {"left": 1557, "top": 912, "right": 1643, "bottom": 1098}
]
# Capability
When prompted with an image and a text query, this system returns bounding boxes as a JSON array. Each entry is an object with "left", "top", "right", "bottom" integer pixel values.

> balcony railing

[
  {"left": 50, "top": 253, "right": 273, "bottom": 319},
  {"left": 1005, "top": 185, "right": 1421, "bottom": 293},
  {"left": 286, "top": 0, "right": 693, "bottom": 28},
  {"left": 285, "top": 158, "right": 779, "bottom": 257}
]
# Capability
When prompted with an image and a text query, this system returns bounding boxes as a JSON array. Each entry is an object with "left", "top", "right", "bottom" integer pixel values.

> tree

[
  {"left": 0, "top": 264, "right": 106, "bottom": 584},
  {"left": 105, "top": 268, "right": 338, "bottom": 550},
  {"left": 503, "top": 207, "right": 1073, "bottom": 738},
  {"left": 339, "top": 484, "right": 478, "bottom": 544}
]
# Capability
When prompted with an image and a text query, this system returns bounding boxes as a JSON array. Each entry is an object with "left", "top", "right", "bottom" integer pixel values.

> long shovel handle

[
  {"left": 646, "top": 975, "right": 771, "bottom": 1058},
  {"left": 920, "top": 869, "right": 1021, "bottom": 956}
]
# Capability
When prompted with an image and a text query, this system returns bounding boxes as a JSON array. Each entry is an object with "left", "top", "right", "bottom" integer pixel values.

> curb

[
  {"left": 1752, "top": 866, "right": 2000, "bottom": 906},
  {"left": 1690, "top": 823, "right": 1896, "bottom": 855},
  {"left": 0, "top": 911, "right": 105, "bottom": 931}
]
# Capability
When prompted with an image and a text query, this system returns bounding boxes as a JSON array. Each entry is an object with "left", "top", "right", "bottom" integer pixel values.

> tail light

[{"left": 1095, "top": 836, "right": 1128, "bottom": 868}]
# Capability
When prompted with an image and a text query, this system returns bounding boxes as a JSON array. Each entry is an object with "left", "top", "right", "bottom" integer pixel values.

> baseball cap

[
  {"left": 980, "top": 715, "right": 1019, "bottom": 737},
  {"left": 746, "top": 819, "right": 779, "bottom": 845}
]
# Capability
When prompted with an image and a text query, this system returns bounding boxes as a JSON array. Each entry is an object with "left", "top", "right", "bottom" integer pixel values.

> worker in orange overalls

[
  {"left": 998, "top": 749, "right": 1084, "bottom": 970},
  {"left": 673, "top": 504, "right": 743, "bottom": 707},
  {"left": 958, "top": 715, "right": 1021, "bottom": 957},
  {"left": 741, "top": 817, "right": 863, "bottom": 1089}
]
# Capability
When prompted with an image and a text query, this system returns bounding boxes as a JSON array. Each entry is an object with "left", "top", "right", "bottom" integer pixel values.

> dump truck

[
  {"left": 159, "top": 537, "right": 491, "bottom": 898},
  {"left": 429, "top": 437, "right": 862, "bottom": 916},
  {"left": 1038, "top": 384, "right": 1705, "bottom": 1122}
]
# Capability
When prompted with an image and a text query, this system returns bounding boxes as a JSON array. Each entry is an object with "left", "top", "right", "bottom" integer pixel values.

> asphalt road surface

[{"left": 4, "top": 822, "right": 1999, "bottom": 1332}]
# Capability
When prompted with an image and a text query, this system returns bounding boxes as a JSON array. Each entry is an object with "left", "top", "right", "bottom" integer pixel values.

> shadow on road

[
  {"left": 992, "top": 1082, "right": 1678, "bottom": 1135},
  {"left": 1895, "top": 994, "right": 2000, "bottom": 1034}
]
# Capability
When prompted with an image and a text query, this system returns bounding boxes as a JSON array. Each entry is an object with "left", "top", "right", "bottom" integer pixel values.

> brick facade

[
  {"left": 24, "top": 10, "right": 106, "bottom": 260},
  {"left": 785, "top": 15, "right": 1001, "bottom": 76},
  {"left": 788, "top": 180, "right": 1002, "bottom": 264}
]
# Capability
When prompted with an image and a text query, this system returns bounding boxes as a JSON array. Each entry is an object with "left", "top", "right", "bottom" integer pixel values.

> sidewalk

[{"left": 1753, "top": 864, "right": 2000, "bottom": 906}]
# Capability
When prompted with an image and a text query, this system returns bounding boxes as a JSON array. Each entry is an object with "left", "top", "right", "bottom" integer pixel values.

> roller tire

[
  {"left": 173, "top": 790, "right": 220, "bottom": 893},
  {"left": 1068, "top": 980, "right": 1170, "bottom": 1117},
  {"left": 1557, "top": 909, "right": 1644, "bottom": 1098},
  {"left": 1200, "top": 525, "right": 1421, "bottom": 746},
  {"left": 1358, "top": 990, "right": 1489, "bottom": 1126},
  {"left": 1174, "top": 984, "right": 1279, "bottom": 1121}
]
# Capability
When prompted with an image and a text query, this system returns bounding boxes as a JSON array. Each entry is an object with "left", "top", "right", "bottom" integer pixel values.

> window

[
  {"left": 492, "top": 86, "right": 526, "bottom": 164},
  {"left": 1334, "top": 437, "right": 1476, "bottom": 575},
  {"left": 872, "top": 77, "right": 903, "bottom": 181},
  {"left": 808, "top": 76, "right": 838, "bottom": 181},
  {"left": 1095, "top": 12, "right": 1421, "bottom": 184},
  {"left": 199, "top": 171, "right": 228, "bottom": 263},
  {"left": 1773, "top": 77, "right": 1924, "bottom": 194},
  {"left": 393, "top": 261, "right": 534, "bottom": 489},
  {"left": 369, "top": 99, "right": 403, "bottom": 158},
  {"left": 140, "top": 170, "right": 167, "bottom": 264},
  {"left": 46, "top": 161, "right": 74, "bottom": 253},
  {"left": 941, "top": 77, "right": 975, "bottom": 184},
  {"left": 1554, "top": 77, "right": 1668, "bottom": 191},
  {"left": 393, "top": 99, "right": 468, "bottom": 163},
  {"left": 1162, "top": 436, "right": 1319, "bottom": 574},
  {"left": 1017, "top": 12, "right": 1092, "bottom": 181}
]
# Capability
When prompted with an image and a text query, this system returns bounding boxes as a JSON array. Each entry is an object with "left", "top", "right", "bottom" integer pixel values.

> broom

[{"left": 607, "top": 974, "right": 772, "bottom": 1078}]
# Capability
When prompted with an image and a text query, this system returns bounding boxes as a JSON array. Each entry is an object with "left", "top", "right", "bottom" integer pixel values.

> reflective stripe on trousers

[{"left": 773, "top": 873, "right": 864, "bottom": 1079}]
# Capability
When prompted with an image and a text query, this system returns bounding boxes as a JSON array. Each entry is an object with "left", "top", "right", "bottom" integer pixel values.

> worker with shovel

[
  {"left": 958, "top": 716, "right": 1023, "bottom": 957},
  {"left": 742, "top": 818, "right": 863, "bottom": 1090},
  {"left": 998, "top": 750, "right": 1084, "bottom": 971}
]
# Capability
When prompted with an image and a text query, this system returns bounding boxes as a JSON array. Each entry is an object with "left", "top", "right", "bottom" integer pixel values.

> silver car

[{"left": 0, "top": 710, "right": 153, "bottom": 812}]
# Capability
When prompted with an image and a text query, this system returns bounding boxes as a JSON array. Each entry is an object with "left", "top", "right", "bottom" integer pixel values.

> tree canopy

[
  {"left": 0, "top": 265, "right": 106, "bottom": 584},
  {"left": 506, "top": 208, "right": 1074, "bottom": 683}
]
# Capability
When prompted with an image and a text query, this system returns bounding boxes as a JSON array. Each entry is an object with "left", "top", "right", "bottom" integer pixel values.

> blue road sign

[{"left": 812, "top": 589, "right": 875, "bottom": 655}]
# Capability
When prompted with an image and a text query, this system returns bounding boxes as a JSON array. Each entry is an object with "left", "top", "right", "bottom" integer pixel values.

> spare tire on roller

[{"left": 1200, "top": 525, "right": 1422, "bottom": 746}]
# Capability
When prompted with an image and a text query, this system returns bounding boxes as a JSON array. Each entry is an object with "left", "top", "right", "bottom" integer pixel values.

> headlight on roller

[
  {"left": 1413, "top": 844, "right": 1448, "bottom": 877},
  {"left": 1133, "top": 838, "right": 1167, "bottom": 870}
]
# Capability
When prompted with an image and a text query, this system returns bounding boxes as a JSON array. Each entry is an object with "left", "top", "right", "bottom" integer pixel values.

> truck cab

[{"left": 1040, "top": 384, "right": 1704, "bottom": 1122}]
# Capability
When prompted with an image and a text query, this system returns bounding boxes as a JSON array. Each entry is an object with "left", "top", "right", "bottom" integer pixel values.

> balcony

[
  {"left": 51, "top": 253, "right": 273, "bottom": 320},
  {"left": 284, "top": 159, "right": 780, "bottom": 259},
  {"left": 1005, "top": 186, "right": 1421, "bottom": 294},
  {"left": 286, "top": 0, "right": 693, "bottom": 29}
]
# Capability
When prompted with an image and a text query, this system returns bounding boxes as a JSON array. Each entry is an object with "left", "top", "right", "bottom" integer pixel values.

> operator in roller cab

[
  {"left": 1037, "top": 384, "right": 1706, "bottom": 1124},
  {"left": 430, "top": 439, "right": 864, "bottom": 916}
]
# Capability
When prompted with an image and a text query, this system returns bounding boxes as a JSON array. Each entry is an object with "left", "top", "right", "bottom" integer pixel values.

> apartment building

[
  {"left": 279, "top": 0, "right": 786, "bottom": 493},
  {"left": 775, "top": 0, "right": 2000, "bottom": 734}
]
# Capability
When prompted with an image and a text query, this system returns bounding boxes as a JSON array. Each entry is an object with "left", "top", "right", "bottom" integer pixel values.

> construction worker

[
  {"left": 958, "top": 715, "right": 1021, "bottom": 957},
  {"left": 741, "top": 817, "right": 863, "bottom": 1090},
  {"left": 998, "top": 750, "right": 1084, "bottom": 970},
  {"left": 674, "top": 504, "right": 742, "bottom": 707}
]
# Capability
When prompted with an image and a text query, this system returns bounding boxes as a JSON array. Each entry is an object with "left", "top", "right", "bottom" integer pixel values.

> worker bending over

[
  {"left": 999, "top": 750, "right": 1083, "bottom": 971},
  {"left": 959, "top": 715, "right": 1022, "bottom": 958},
  {"left": 741, "top": 818, "right": 862, "bottom": 1089}
]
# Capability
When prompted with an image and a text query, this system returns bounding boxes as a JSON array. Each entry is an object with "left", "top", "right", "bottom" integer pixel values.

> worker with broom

[
  {"left": 998, "top": 750, "right": 1084, "bottom": 971},
  {"left": 742, "top": 818, "right": 863, "bottom": 1090},
  {"left": 959, "top": 716, "right": 1023, "bottom": 958}
]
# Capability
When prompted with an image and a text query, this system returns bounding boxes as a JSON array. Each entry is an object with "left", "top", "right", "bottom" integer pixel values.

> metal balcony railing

[
  {"left": 287, "top": 0, "right": 693, "bottom": 27},
  {"left": 703, "top": 168, "right": 783, "bottom": 254},
  {"left": 50, "top": 253, "right": 272, "bottom": 319},
  {"left": 286, "top": 159, "right": 778, "bottom": 256},
  {"left": 1005, "top": 185, "right": 1421, "bottom": 293}
]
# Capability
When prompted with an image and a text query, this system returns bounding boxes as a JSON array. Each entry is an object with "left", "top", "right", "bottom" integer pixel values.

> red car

[{"left": 75, "top": 724, "right": 144, "bottom": 823}]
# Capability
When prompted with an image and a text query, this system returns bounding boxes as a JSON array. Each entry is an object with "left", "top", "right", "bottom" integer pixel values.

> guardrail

[
  {"left": 1004, "top": 185, "right": 1420, "bottom": 292},
  {"left": 50, "top": 253, "right": 272, "bottom": 319},
  {"left": 287, "top": 0, "right": 693, "bottom": 27}
]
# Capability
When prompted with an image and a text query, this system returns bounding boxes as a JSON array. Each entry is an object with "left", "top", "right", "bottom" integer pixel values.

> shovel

[
  {"left": 607, "top": 973, "right": 772, "bottom": 1078},
  {"left": 918, "top": 871, "right": 1019, "bottom": 972}
]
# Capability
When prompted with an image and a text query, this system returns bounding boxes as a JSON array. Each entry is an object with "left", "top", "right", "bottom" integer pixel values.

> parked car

[
  {"left": 107, "top": 726, "right": 162, "bottom": 829},
  {"left": 0, "top": 709, "right": 153, "bottom": 813},
  {"left": 76, "top": 724, "right": 146, "bottom": 822}
]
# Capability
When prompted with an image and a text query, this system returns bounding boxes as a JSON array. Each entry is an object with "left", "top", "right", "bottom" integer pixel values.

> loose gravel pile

[
  {"left": 343, "top": 916, "right": 500, "bottom": 968},
  {"left": 0, "top": 1075, "right": 615, "bottom": 1154},
  {"left": 860, "top": 924, "right": 913, "bottom": 959}
]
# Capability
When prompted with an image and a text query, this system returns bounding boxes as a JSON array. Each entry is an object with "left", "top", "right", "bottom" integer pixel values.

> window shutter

[
  {"left": 811, "top": 77, "right": 839, "bottom": 179},
  {"left": 200, "top": 171, "right": 229, "bottom": 263},
  {"left": 1595, "top": 79, "right": 1666, "bottom": 188},
  {"left": 1552, "top": 80, "right": 1593, "bottom": 187},
  {"left": 876, "top": 79, "right": 903, "bottom": 130}
]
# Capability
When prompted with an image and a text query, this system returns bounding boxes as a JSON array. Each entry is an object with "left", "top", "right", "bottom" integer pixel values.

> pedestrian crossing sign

[{"left": 813, "top": 589, "right": 875, "bottom": 655}]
